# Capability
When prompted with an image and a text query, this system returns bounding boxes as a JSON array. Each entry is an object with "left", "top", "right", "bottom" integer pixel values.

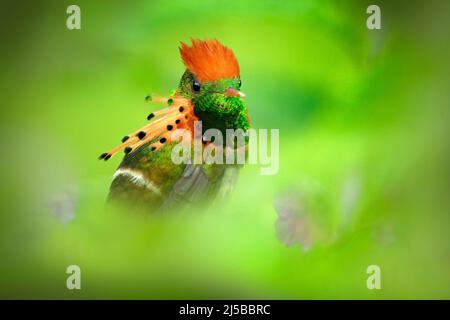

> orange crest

[{"left": 179, "top": 39, "right": 240, "bottom": 82}]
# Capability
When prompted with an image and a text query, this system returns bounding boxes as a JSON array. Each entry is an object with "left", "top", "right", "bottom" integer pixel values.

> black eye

[
  {"left": 192, "top": 80, "right": 201, "bottom": 92},
  {"left": 237, "top": 79, "right": 242, "bottom": 89}
]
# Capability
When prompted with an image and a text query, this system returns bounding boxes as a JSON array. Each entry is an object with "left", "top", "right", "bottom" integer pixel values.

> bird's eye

[
  {"left": 237, "top": 79, "right": 242, "bottom": 89},
  {"left": 192, "top": 80, "right": 201, "bottom": 92}
]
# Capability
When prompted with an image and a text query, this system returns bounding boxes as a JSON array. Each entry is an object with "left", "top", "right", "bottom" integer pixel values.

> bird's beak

[{"left": 225, "top": 88, "right": 246, "bottom": 98}]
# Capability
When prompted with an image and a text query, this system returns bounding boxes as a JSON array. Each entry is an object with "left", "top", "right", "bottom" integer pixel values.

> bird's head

[
  {"left": 177, "top": 39, "right": 249, "bottom": 135},
  {"left": 99, "top": 39, "right": 250, "bottom": 161}
]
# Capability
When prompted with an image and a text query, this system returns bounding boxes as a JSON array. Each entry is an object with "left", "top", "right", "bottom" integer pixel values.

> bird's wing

[
  {"left": 161, "top": 163, "right": 212, "bottom": 208},
  {"left": 160, "top": 163, "right": 241, "bottom": 210},
  {"left": 215, "top": 164, "right": 241, "bottom": 201}
]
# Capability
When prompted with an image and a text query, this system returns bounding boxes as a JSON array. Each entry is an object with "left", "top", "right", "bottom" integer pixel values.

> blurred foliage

[{"left": 0, "top": 0, "right": 449, "bottom": 298}]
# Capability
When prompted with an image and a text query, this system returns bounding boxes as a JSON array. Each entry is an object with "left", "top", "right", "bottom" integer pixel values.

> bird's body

[{"left": 100, "top": 39, "right": 249, "bottom": 211}]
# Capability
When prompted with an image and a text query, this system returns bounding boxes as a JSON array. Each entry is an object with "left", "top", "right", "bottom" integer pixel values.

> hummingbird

[{"left": 99, "top": 39, "right": 249, "bottom": 211}]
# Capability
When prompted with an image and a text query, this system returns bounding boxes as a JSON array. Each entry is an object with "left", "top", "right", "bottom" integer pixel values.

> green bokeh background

[{"left": 0, "top": 0, "right": 449, "bottom": 298}]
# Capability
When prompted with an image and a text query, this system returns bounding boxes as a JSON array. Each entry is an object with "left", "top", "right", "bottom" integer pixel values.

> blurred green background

[{"left": 0, "top": 0, "right": 449, "bottom": 299}]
